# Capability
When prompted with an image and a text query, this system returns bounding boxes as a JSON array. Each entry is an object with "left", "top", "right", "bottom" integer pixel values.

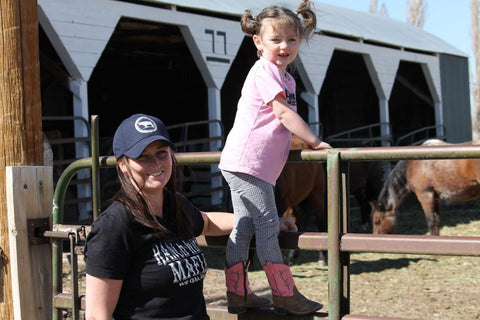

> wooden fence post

[
  {"left": 0, "top": 0, "right": 44, "bottom": 318},
  {"left": 6, "top": 166, "right": 53, "bottom": 319}
]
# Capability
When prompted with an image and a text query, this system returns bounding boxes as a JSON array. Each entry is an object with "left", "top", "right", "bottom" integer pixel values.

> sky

[{"left": 319, "top": 1, "right": 473, "bottom": 65}]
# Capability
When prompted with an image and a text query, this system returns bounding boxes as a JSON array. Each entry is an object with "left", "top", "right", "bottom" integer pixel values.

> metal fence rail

[{"left": 48, "top": 135, "right": 480, "bottom": 319}]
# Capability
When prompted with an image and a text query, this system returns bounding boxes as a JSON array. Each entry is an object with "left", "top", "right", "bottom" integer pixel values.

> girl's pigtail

[
  {"left": 241, "top": 10, "right": 257, "bottom": 36},
  {"left": 296, "top": 0, "right": 317, "bottom": 39}
]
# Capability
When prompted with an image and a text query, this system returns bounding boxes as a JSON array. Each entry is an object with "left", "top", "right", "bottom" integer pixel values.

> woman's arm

[
  {"left": 201, "top": 212, "right": 298, "bottom": 235},
  {"left": 85, "top": 274, "right": 123, "bottom": 320},
  {"left": 201, "top": 211, "right": 234, "bottom": 236},
  {"left": 271, "top": 94, "right": 331, "bottom": 149}
]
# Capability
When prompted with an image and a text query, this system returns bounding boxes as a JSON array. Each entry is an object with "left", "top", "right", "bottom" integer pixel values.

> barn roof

[{"left": 147, "top": 0, "right": 467, "bottom": 57}]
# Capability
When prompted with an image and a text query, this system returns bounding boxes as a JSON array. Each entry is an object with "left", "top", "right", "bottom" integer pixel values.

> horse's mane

[
  {"left": 376, "top": 160, "right": 410, "bottom": 211},
  {"left": 377, "top": 139, "right": 451, "bottom": 210}
]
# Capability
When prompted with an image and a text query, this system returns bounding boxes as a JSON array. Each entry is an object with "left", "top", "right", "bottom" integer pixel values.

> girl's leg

[
  {"left": 245, "top": 177, "right": 283, "bottom": 265},
  {"left": 222, "top": 173, "right": 323, "bottom": 316},
  {"left": 222, "top": 171, "right": 256, "bottom": 266},
  {"left": 221, "top": 170, "right": 271, "bottom": 314},
  {"left": 222, "top": 171, "right": 283, "bottom": 266}
]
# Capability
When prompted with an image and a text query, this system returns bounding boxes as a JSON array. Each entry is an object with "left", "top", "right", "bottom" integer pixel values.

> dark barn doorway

[
  {"left": 389, "top": 60, "right": 434, "bottom": 142},
  {"left": 88, "top": 17, "right": 208, "bottom": 145},
  {"left": 319, "top": 50, "right": 379, "bottom": 140}
]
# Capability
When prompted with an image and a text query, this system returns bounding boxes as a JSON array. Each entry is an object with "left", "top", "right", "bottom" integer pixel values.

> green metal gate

[{"left": 45, "top": 117, "right": 480, "bottom": 320}]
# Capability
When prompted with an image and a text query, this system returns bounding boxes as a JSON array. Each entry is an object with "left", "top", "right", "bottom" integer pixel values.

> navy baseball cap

[{"left": 113, "top": 113, "right": 176, "bottom": 159}]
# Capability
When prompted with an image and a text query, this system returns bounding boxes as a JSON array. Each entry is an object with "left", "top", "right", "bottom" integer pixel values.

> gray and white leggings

[{"left": 222, "top": 170, "right": 283, "bottom": 267}]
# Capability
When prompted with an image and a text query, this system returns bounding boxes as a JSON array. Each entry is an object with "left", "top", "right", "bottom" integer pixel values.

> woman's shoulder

[
  {"left": 172, "top": 192, "right": 201, "bottom": 216},
  {"left": 99, "top": 200, "right": 128, "bottom": 217},
  {"left": 171, "top": 192, "right": 204, "bottom": 235},
  {"left": 91, "top": 201, "right": 134, "bottom": 230}
]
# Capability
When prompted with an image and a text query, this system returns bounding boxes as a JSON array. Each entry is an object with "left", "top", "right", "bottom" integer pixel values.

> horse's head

[{"left": 369, "top": 200, "right": 397, "bottom": 234}]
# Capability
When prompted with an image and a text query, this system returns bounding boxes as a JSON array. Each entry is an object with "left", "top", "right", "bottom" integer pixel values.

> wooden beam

[{"left": 0, "top": 0, "right": 43, "bottom": 318}]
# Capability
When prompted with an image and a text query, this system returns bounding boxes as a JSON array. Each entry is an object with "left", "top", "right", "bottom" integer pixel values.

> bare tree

[
  {"left": 471, "top": 0, "right": 480, "bottom": 142},
  {"left": 379, "top": 3, "right": 388, "bottom": 16},
  {"left": 370, "top": 0, "right": 378, "bottom": 13},
  {"left": 370, "top": 0, "right": 388, "bottom": 16},
  {"left": 406, "top": 0, "right": 427, "bottom": 28}
]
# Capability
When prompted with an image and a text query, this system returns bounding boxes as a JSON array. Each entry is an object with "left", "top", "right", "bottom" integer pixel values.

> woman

[{"left": 84, "top": 113, "right": 296, "bottom": 320}]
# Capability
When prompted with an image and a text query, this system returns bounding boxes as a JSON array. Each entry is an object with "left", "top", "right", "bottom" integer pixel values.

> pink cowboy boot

[
  {"left": 225, "top": 261, "right": 271, "bottom": 314},
  {"left": 264, "top": 263, "right": 323, "bottom": 315}
]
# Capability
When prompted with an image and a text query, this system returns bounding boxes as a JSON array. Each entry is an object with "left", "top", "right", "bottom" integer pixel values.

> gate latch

[{"left": 27, "top": 218, "right": 50, "bottom": 245}]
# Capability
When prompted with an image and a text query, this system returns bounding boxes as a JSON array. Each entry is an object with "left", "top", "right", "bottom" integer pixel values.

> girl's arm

[
  {"left": 85, "top": 274, "right": 123, "bottom": 320},
  {"left": 271, "top": 93, "right": 331, "bottom": 149},
  {"left": 201, "top": 212, "right": 298, "bottom": 236}
]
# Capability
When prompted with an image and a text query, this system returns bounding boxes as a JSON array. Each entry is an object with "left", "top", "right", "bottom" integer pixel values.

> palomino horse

[
  {"left": 275, "top": 136, "right": 383, "bottom": 265},
  {"left": 370, "top": 139, "right": 480, "bottom": 235}
]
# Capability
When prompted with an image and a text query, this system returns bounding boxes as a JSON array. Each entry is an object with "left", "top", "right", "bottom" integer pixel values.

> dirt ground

[
  {"left": 202, "top": 197, "right": 480, "bottom": 320},
  {"left": 65, "top": 196, "right": 480, "bottom": 319}
]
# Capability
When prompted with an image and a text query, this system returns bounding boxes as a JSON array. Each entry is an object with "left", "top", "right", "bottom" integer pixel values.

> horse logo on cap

[{"left": 135, "top": 116, "right": 157, "bottom": 133}]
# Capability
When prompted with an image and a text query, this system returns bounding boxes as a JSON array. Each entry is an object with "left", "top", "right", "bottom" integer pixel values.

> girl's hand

[
  {"left": 313, "top": 141, "right": 332, "bottom": 150},
  {"left": 279, "top": 216, "right": 298, "bottom": 232}
]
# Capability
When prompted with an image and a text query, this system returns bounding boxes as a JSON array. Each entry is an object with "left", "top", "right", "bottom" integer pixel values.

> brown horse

[
  {"left": 276, "top": 136, "right": 382, "bottom": 231},
  {"left": 276, "top": 160, "right": 382, "bottom": 231},
  {"left": 275, "top": 137, "right": 382, "bottom": 265},
  {"left": 348, "top": 161, "right": 383, "bottom": 231},
  {"left": 276, "top": 136, "right": 326, "bottom": 228},
  {"left": 275, "top": 136, "right": 327, "bottom": 265},
  {"left": 370, "top": 139, "right": 480, "bottom": 235}
]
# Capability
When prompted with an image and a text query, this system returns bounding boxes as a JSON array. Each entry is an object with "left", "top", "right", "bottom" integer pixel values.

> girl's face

[
  {"left": 119, "top": 140, "right": 173, "bottom": 197},
  {"left": 253, "top": 19, "right": 301, "bottom": 73}
]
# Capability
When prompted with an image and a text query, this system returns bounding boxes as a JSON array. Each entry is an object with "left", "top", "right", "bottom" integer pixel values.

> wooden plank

[
  {"left": 6, "top": 166, "right": 53, "bottom": 320},
  {"left": 1, "top": 0, "right": 44, "bottom": 318},
  {"left": 341, "top": 233, "right": 480, "bottom": 256},
  {"left": 206, "top": 305, "right": 329, "bottom": 319}
]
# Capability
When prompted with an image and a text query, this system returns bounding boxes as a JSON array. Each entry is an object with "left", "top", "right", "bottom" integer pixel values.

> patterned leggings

[{"left": 222, "top": 170, "right": 283, "bottom": 267}]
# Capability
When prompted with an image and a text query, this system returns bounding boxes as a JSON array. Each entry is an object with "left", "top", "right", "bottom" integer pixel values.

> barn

[{"left": 37, "top": 0, "right": 471, "bottom": 218}]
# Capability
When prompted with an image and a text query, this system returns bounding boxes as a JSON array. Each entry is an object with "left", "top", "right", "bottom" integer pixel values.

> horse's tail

[{"left": 377, "top": 160, "right": 410, "bottom": 211}]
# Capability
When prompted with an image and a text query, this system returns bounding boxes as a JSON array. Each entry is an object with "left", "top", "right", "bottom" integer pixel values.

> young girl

[{"left": 219, "top": 0, "right": 331, "bottom": 316}]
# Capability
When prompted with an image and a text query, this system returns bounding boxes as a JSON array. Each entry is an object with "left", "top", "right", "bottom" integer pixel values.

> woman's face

[{"left": 119, "top": 140, "right": 173, "bottom": 196}]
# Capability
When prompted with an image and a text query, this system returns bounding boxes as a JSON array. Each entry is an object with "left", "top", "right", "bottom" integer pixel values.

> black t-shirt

[{"left": 84, "top": 194, "right": 209, "bottom": 320}]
